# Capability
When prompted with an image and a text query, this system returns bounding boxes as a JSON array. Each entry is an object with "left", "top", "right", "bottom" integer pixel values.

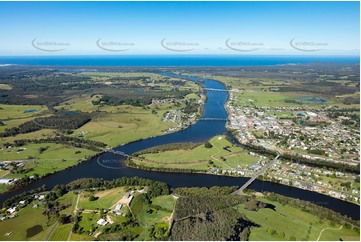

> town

[{"left": 220, "top": 87, "right": 360, "bottom": 203}]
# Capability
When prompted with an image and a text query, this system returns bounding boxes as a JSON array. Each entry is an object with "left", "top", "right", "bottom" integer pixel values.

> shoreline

[
  {"left": 125, "top": 157, "right": 360, "bottom": 206},
  {"left": 1, "top": 73, "right": 358, "bottom": 211}
]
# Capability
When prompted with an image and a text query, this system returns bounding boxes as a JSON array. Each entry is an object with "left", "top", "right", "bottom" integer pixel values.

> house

[
  {"left": 38, "top": 195, "right": 45, "bottom": 200},
  {"left": 115, "top": 204, "right": 122, "bottom": 211},
  {"left": 0, "top": 179, "right": 12, "bottom": 185},
  {"left": 97, "top": 218, "right": 108, "bottom": 226},
  {"left": 123, "top": 193, "right": 130, "bottom": 199},
  {"left": 19, "top": 201, "right": 26, "bottom": 205},
  {"left": 7, "top": 207, "right": 16, "bottom": 214}
]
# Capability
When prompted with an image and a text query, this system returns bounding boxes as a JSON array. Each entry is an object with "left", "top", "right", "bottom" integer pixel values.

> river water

[{"left": 0, "top": 73, "right": 359, "bottom": 220}]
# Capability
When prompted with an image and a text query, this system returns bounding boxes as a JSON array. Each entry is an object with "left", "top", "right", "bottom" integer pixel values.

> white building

[
  {"left": 97, "top": 218, "right": 108, "bottom": 226},
  {"left": 115, "top": 204, "right": 122, "bottom": 211}
]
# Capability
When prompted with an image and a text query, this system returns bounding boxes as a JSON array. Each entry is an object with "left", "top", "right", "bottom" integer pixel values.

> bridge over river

[{"left": 233, "top": 154, "right": 280, "bottom": 195}]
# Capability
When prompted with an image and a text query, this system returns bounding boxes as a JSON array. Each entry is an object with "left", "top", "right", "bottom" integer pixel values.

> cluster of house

[
  {"left": 266, "top": 160, "right": 359, "bottom": 203},
  {"left": 208, "top": 153, "right": 269, "bottom": 176},
  {"left": 149, "top": 98, "right": 181, "bottom": 107},
  {"left": 1, "top": 200, "right": 29, "bottom": 222},
  {"left": 226, "top": 95, "right": 359, "bottom": 163},
  {"left": 96, "top": 192, "right": 135, "bottom": 227},
  {"left": 163, "top": 110, "right": 197, "bottom": 133},
  {"left": 0, "top": 160, "right": 26, "bottom": 171}
]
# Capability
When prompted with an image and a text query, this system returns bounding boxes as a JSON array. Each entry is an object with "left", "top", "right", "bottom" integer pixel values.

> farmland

[
  {"left": 0, "top": 177, "right": 358, "bottom": 241},
  {"left": 0, "top": 68, "right": 201, "bottom": 194}
]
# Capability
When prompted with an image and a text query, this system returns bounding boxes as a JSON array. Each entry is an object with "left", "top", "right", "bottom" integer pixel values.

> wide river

[{"left": 0, "top": 73, "right": 359, "bottom": 220}]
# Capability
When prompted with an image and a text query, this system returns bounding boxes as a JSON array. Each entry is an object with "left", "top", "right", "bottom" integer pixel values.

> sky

[{"left": 0, "top": 1, "right": 359, "bottom": 55}]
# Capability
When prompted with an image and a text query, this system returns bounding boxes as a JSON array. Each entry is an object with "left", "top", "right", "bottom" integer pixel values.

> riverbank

[
  {"left": 126, "top": 151, "right": 360, "bottom": 206},
  {"left": 0, "top": 73, "right": 359, "bottom": 220},
  {"left": 1, "top": 178, "right": 358, "bottom": 241}
]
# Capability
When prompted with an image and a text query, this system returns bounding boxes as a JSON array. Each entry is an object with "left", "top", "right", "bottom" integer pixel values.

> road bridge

[{"left": 233, "top": 154, "right": 280, "bottom": 195}]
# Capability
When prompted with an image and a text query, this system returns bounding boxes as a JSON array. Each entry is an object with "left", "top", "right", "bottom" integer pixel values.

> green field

[
  {"left": 73, "top": 107, "right": 177, "bottom": 147},
  {"left": 0, "top": 104, "right": 48, "bottom": 120},
  {"left": 152, "top": 195, "right": 176, "bottom": 212},
  {"left": 136, "top": 135, "right": 258, "bottom": 170},
  {"left": 48, "top": 223, "right": 72, "bottom": 241},
  {"left": 0, "top": 184, "right": 9, "bottom": 193},
  {"left": 58, "top": 192, "right": 79, "bottom": 215},
  {"left": 2, "top": 143, "right": 95, "bottom": 179},
  {"left": 78, "top": 187, "right": 126, "bottom": 210},
  {"left": 78, "top": 213, "right": 100, "bottom": 234},
  {"left": 0, "top": 205, "right": 53, "bottom": 241},
  {"left": 232, "top": 91, "right": 331, "bottom": 108},
  {"left": 0, "top": 169, "right": 8, "bottom": 177},
  {"left": 235, "top": 197, "right": 360, "bottom": 241},
  {"left": 68, "top": 232, "right": 94, "bottom": 241},
  {"left": 130, "top": 194, "right": 174, "bottom": 239},
  {"left": 199, "top": 74, "right": 359, "bottom": 109},
  {"left": 1, "top": 142, "right": 95, "bottom": 162}
]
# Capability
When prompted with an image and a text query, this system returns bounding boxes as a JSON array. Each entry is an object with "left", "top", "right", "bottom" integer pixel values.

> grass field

[
  {"left": 0, "top": 184, "right": 9, "bottom": 193},
  {"left": 130, "top": 194, "right": 174, "bottom": 240},
  {"left": 1, "top": 142, "right": 95, "bottom": 162},
  {"left": 0, "top": 169, "right": 8, "bottom": 177},
  {"left": 58, "top": 192, "right": 79, "bottom": 215},
  {"left": 232, "top": 90, "right": 332, "bottom": 108},
  {"left": 2, "top": 143, "right": 95, "bottom": 179},
  {"left": 48, "top": 224, "right": 72, "bottom": 241},
  {"left": 69, "top": 232, "right": 94, "bottom": 241},
  {"left": 0, "top": 205, "right": 52, "bottom": 241},
  {"left": 151, "top": 195, "right": 176, "bottom": 211},
  {"left": 0, "top": 104, "right": 48, "bottom": 120},
  {"left": 0, "top": 84, "right": 12, "bottom": 90},
  {"left": 235, "top": 197, "right": 360, "bottom": 241},
  {"left": 78, "top": 213, "right": 100, "bottom": 233},
  {"left": 2, "top": 129, "right": 57, "bottom": 142},
  {"left": 136, "top": 135, "right": 258, "bottom": 170},
  {"left": 197, "top": 74, "right": 359, "bottom": 109},
  {"left": 78, "top": 187, "right": 126, "bottom": 210},
  {"left": 73, "top": 110, "right": 177, "bottom": 147}
]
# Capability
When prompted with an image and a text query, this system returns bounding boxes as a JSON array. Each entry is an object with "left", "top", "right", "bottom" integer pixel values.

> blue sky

[{"left": 0, "top": 1, "right": 359, "bottom": 55}]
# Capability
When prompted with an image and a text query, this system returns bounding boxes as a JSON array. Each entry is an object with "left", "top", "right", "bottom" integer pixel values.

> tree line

[
  {"left": 5, "top": 136, "right": 107, "bottom": 152},
  {"left": 1, "top": 113, "right": 91, "bottom": 137}
]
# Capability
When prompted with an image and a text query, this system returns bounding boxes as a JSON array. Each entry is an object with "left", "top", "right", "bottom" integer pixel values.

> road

[
  {"left": 67, "top": 191, "right": 81, "bottom": 241},
  {"left": 45, "top": 221, "right": 59, "bottom": 241},
  {"left": 233, "top": 154, "right": 280, "bottom": 195},
  {"left": 316, "top": 225, "right": 343, "bottom": 241}
]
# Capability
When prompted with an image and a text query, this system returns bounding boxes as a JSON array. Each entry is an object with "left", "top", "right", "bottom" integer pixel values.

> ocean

[{"left": 0, "top": 55, "right": 359, "bottom": 66}]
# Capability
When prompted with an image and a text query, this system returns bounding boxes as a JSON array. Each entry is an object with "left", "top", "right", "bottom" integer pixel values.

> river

[{"left": 0, "top": 73, "right": 359, "bottom": 220}]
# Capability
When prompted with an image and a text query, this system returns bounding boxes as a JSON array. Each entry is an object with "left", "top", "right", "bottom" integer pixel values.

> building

[
  {"left": 115, "top": 204, "right": 122, "bottom": 211},
  {"left": 97, "top": 218, "right": 108, "bottom": 226},
  {"left": 7, "top": 207, "right": 16, "bottom": 214},
  {"left": 0, "top": 179, "right": 12, "bottom": 185}
]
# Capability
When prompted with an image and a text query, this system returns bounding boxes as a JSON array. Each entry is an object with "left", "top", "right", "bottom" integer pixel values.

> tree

[
  {"left": 88, "top": 195, "right": 98, "bottom": 201},
  {"left": 58, "top": 214, "right": 70, "bottom": 224},
  {"left": 204, "top": 141, "right": 213, "bottom": 149}
]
